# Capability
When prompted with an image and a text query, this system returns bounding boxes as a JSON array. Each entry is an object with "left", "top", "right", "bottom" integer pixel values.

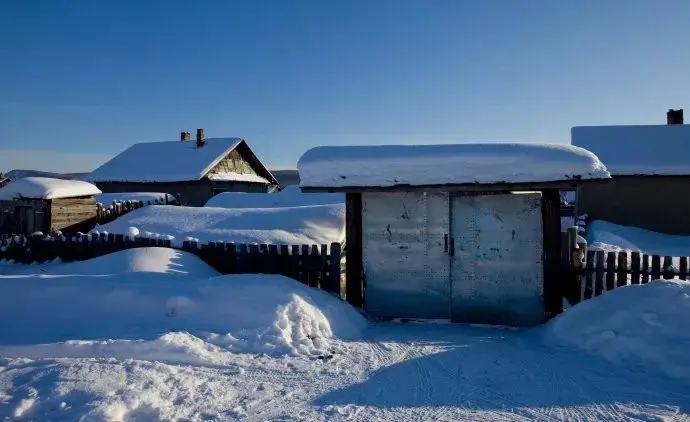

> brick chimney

[
  {"left": 196, "top": 128, "right": 206, "bottom": 147},
  {"left": 667, "top": 109, "right": 684, "bottom": 125},
  {"left": 180, "top": 131, "right": 191, "bottom": 141}
]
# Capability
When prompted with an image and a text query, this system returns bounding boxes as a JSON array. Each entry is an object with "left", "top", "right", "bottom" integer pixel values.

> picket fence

[
  {"left": 575, "top": 249, "right": 688, "bottom": 301},
  {"left": 0, "top": 233, "right": 343, "bottom": 298},
  {"left": 96, "top": 196, "right": 179, "bottom": 225}
]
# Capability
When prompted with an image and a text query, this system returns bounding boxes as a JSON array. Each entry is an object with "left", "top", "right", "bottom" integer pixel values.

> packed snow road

[{"left": 2, "top": 323, "right": 688, "bottom": 421}]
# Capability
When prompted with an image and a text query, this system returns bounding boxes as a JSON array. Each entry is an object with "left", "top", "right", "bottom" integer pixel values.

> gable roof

[
  {"left": 86, "top": 138, "right": 277, "bottom": 184},
  {"left": 571, "top": 124, "right": 690, "bottom": 176}
]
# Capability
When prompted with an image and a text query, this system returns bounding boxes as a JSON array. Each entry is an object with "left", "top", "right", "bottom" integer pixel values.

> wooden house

[
  {"left": 0, "top": 177, "right": 102, "bottom": 234},
  {"left": 572, "top": 110, "right": 690, "bottom": 234},
  {"left": 298, "top": 143, "right": 610, "bottom": 326},
  {"left": 85, "top": 131, "right": 279, "bottom": 206}
]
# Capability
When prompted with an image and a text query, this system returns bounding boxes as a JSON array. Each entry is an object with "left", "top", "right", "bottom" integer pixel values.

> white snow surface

[
  {"left": 85, "top": 138, "right": 273, "bottom": 183},
  {"left": 572, "top": 124, "right": 690, "bottom": 175},
  {"left": 545, "top": 279, "right": 690, "bottom": 380},
  {"left": 587, "top": 220, "right": 690, "bottom": 255},
  {"left": 205, "top": 186, "right": 343, "bottom": 208},
  {"left": 94, "top": 204, "right": 346, "bottom": 246},
  {"left": 298, "top": 143, "right": 610, "bottom": 188},
  {"left": 205, "top": 172, "right": 270, "bottom": 183},
  {"left": 0, "top": 177, "right": 101, "bottom": 200},
  {"left": 96, "top": 192, "right": 176, "bottom": 205}
]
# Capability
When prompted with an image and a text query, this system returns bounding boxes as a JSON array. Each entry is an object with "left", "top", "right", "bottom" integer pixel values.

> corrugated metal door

[
  {"left": 450, "top": 193, "right": 545, "bottom": 326},
  {"left": 362, "top": 192, "right": 450, "bottom": 319}
]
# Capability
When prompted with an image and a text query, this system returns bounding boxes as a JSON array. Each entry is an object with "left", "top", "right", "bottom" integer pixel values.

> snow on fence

[
  {"left": 575, "top": 249, "right": 689, "bottom": 302},
  {"left": 0, "top": 234, "right": 343, "bottom": 297},
  {"left": 96, "top": 197, "right": 179, "bottom": 225}
]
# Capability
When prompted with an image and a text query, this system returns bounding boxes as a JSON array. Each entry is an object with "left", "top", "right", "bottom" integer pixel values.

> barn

[
  {"left": 572, "top": 110, "right": 690, "bottom": 234},
  {"left": 0, "top": 177, "right": 102, "bottom": 234},
  {"left": 298, "top": 143, "right": 610, "bottom": 326},
  {"left": 86, "top": 132, "right": 279, "bottom": 206}
]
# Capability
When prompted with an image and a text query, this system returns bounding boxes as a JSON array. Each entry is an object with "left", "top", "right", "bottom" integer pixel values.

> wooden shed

[
  {"left": 85, "top": 135, "right": 279, "bottom": 206},
  {"left": 572, "top": 121, "right": 690, "bottom": 234},
  {"left": 298, "top": 143, "right": 610, "bottom": 326},
  {"left": 0, "top": 177, "right": 102, "bottom": 235}
]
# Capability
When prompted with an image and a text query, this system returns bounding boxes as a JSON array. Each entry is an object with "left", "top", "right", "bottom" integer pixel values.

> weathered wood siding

[
  {"left": 0, "top": 198, "right": 49, "bottom": 234},
  {"left": 49, "top": 197, "right": 98, "bottom": 232},
  {"left": 207, "top": 149, "right": 261, "bottom": 178}
]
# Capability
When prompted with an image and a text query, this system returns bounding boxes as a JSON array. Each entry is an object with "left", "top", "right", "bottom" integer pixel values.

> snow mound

[
  {"left": 10, "top": 248, "right": 218, "bottom": 277},
  {"left": 205, "top": 186, "right": 343, "bottom": 208},
  {"left": 94, "top": 204, "right": 345, "bottom": 246},
  {"left": 0, "top": 274, "right": 365, "bottom": 356},
  {"left": 588, "top": 220, "right": 690, "bottom": 256},
  {"left": 0, "top": 177, "right": 101, "bottom": 200},
  {"left": 545, "top": 280, "right": 690, "bottom": 380}
]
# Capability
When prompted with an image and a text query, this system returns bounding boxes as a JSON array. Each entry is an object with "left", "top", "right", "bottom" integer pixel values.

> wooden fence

[
  {"left": 572, "top": 249, "right": 688, "bottom": 303},
  {"left": 96, "top": 197, "right": 179, "bottom": 225},
  {"left": 0, "top": 233, "right": 343, "bottom": 298}
]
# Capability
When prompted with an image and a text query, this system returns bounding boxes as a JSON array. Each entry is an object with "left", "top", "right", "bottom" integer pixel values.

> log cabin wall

[{"left": 49, "top": 196, "right": 98, "bottom": 232}]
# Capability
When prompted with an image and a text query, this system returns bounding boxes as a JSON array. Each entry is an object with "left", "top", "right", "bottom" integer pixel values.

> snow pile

[
  {"left": 0, "top": 267, "right": 365, "bottom": 356},
  {"left": 545, "top": 280, "right": 690, "bottom": 380},
  {"left": 587, "top": 220, "right": 690, "bottom": 256},
  {"left": 9, "top": 247, "right": 219, "bottom": 277},
  {"left": 572, "top": 124, "right": 690, "bottom": 176},
  {"left": 205, "top": 186, "right": 343, "bottom": 208},
  {"left": 0, "top": 177, "right": 101, "bottom": 200},
  {"left": 94, "top": 204, "right": 345, "bottom": 246},
  {"left": 298, "top": 143, "right": 610, "bottom": 188},
  {"left": 96, "top": 192, "right": 176, "bottom": 205}
]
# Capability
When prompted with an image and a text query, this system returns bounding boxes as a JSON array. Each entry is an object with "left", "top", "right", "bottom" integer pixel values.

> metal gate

[
  {"left": 362, "top": 191, "right": 451, "bottom": 319},
  {"left": 450, "top": 193, "right": 545, "bottom": 326}
]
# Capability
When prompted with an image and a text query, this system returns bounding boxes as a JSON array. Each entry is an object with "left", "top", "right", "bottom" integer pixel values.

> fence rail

[
  {"left": 575, "top": 249, "right": 687, "bottom": 302},
  {"left": 0, "top": 233, "right": 343, "bottom": 298},
  {"left": 96, "top": 197, "right": 178, "bottom": 225}
]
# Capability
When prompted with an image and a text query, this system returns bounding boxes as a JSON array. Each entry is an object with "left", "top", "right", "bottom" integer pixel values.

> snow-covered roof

[
  {"left": 85, "top": 138, "right": 276, "bottom": 184},
  {"left": 571, "top": 124, "right": 690, "bottom": 176},
  {"left": 298, "top": 143, "right": 610, "bottom": 189},
  {"left": 0, "top": 177, "right": 101, "bottom": 200}
]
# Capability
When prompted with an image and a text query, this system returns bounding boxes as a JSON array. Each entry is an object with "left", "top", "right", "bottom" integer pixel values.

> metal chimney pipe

[
  {"left": 196, "top": 128, "right": 206, "bottom": 147},
  {"left": 667, "top": 109, "right": 684, "bottom": 125}
]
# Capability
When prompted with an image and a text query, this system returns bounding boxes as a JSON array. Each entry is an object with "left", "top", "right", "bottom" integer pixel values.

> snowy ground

[
  {"left": 587, "top": 220, "right": 690, "bottom": 255},
  {"left": 2, "top": 249, "right": 690, "bottom": 421}
]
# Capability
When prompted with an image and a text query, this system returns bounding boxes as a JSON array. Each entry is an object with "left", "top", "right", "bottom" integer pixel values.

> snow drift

[
  {"left": 0, "top": 252, "right": 365, "bottom": 355},
  {"left": 545, "top": 279, "right": 690, "bottom": 380},
  {"left": 587, "top": 220, "right": 690, "bottom": 256},
  {"left": 93, "top": 204, "right": 345, "bottom": 246},
  {"left": 204, "top": 186, "right": 343, "bottom": 208}
]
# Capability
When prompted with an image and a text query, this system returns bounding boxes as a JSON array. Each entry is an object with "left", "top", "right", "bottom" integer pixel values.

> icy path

[{"left": 2, "top": 323, "right": 689, "bottom": 421}]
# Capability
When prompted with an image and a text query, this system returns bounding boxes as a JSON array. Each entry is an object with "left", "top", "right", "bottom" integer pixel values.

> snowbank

[
  {"left": 0, "top": 177, "right": 101, "bottom": 200},
  {"left": 587, "top": 220, "right": 690, "bottom": 256},
  {"left": 8, "top": 248, "right": 219, "bottom": 277},
  {"left": 298, "top": 143, "right": 610, "bottom": 188},
  {"left": 0, "top": 269, "right": 365, "bottom": 356},
  {"left": 96, "top": 192, "right": 176, "bottom": 205},
  {"left": 572, "top": 124, "right": 690, "bottom": 176},
  {"left": 205, "top": 186, "right": 343, "bottom": 208},
  {"left": 545, "top": 280, "right": 690, "bottom": 380},
  {"left": 94, "top": 204, "right": 345, "bottom": 246}
]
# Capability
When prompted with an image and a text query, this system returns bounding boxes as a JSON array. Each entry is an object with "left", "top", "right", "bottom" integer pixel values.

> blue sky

[{"left": 1, "top": 0, "right": 689, "bottom": 173}]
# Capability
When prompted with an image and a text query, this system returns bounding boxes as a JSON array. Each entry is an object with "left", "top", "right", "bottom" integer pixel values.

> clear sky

[{"left": 1, "top": 0, "right": 689, "bottom": 173}]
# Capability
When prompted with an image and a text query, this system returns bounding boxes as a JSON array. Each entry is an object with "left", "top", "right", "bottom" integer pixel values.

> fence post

[
  {"left": 630, "top": 252, "right": 641, "bottom": 285},
  {"left": 651, "top": 255, "right": 661, "bottom": 280},
  {"left": 680, "top": 257, "right": 688, "bottom": 280},
  {"left": 327, "top": 243, "right": 342, "bottom": 296},
  {"left": 663, "top": 256, "right": 674, "bottom": 279}
]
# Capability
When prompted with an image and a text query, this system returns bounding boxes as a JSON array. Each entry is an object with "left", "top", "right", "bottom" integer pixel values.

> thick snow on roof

[
  {"left": 205, "top": 186, "right": 343, "bottom": 208},
  {"left": 86, "top": 138, "right": 270, "bottom": 183},
  {"left": 572, "top": 124, "right": 690, "bottom": 176},
  {"left": 298, "top": 143, "right": 610, "bottom": 188},
  {"left": 0, "top": 177, "right": 101, "bottom": 200}
]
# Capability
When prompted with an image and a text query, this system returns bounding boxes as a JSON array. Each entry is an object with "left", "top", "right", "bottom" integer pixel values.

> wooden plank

[
  {"left": 651, "top": 255, "right": 661, "bottom": 280},
  {"left": 345, "top": 193, "right": 363, "bottom": 307},
  {"left": 328, "top": 243, "right": 342, "bottom": 296},
  {"left": 279, "top": 244, "right": 289, "bottom": 276},
  {"left": 226, "top": 243, "right": 237, "bottom": 274},
  {"left": 680, "top": 257, "right": 688, "bottom": 280},
  {"left": 594, "top": 250, "right": 605, "bottom": 296},
  {"left": 616, "top": 252, "right": 628, "bottom": 288},
  {"left": 311, "top": 245, "right": 321, "bottom": 287},
  {"left": 301, "top": 245, "right": 310, "bottom": 285},
  {"left": 291, "top": 245, "right": 300, "bottom": 282},
  {"left": 541, "top": 189, "right": 562, "bottom": 316},
  {"left": 268, "top": 244, "right": 279, "bottom": 275},
  {"left": 605, "top": 252, "right": 616, "bottom": 291},
  {"left": 320, "top": 244, "right": 328, "bottom": 289},
  {"left": 630, "top": 252, "right": 641, "bottom": 285},
  {"left": 584, "top": 250, "right": 595, "bottom": 299},
  {"left": 641, "top": 254, "right": 650, "bottom": 284},
  {"left": 663, "top": 256, "right": 674, "bottom": 279}
]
